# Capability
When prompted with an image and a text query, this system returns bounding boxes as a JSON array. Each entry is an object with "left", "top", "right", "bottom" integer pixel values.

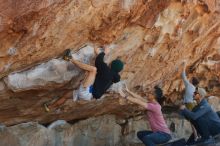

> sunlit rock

[
  {"left": 0, "top": 124, "right": 20, "bottom": 146},
  {"left": 0, "top": 1, "right": 219, "bottom": 145},
  {"left": 8, "top": 122, "right": 51, "bottom": 146},
  {"left": 5, "top": 59, "right": 79, "bottom": 91},
  {"left": 4, "top": 45, "right": 95, "bottom": 92},
  {"left": 208, "top": 96, "right": 220, "bottom": 112}
]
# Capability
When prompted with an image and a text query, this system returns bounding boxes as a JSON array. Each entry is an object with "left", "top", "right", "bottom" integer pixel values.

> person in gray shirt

[{"left": 181, "top": 61, "right": 199, "bottom": 110}]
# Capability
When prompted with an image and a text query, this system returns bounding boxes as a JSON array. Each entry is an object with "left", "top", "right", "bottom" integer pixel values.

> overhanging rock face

[
  {"left": 4, "top": 45, "right": 95, "bottom": 91},
  {"left": 5, "top": 59, "right": 79, "bottom": 91},
  {"left": 0, "top": 0, "right": 219, "bottom": 131}
]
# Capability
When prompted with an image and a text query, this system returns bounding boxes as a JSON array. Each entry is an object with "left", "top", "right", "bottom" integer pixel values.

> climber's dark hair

[
  {"left": 201, "top": 3, "right": 209, "bottom": 13},
  {"left": 154, "top": 85, "right": 166, "bottom": 106},
  {"left": 192, "top": 77, "right": 199, "bottom": 86}
]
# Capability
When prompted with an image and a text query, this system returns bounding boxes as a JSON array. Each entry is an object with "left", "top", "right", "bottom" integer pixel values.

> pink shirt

[{"left": 145, "top": 102, "right": 170, "bottom": 134}]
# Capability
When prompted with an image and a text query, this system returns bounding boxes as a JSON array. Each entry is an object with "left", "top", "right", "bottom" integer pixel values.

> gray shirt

[{"left": 182, "top": 70, "right": 195, "bottom": 103}]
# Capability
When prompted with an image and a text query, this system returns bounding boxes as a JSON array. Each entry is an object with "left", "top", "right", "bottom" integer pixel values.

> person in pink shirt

[{"left": 121, "top": 86, "right": 171, "bottom": 146}]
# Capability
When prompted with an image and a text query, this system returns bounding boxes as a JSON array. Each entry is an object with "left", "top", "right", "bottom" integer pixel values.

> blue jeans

[
  {"left": 187, "top": 116, "right": 220, "bottom": 145},
  {"left": 137, "top": 130, "right": 171, "bottom": 146}
]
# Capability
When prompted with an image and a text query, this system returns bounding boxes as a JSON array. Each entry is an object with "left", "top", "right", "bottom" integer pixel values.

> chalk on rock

[
  {"left": 5, "top": 59, "right": 80, "bottom": 91},
  {"left": 5, "top": 45, "right": 96, "bottom": 92},
  {"left": 108, "top": 80, "right": 126, "bottom": 94},
  {"left": 7, "top": 48, "right": 17, "bottom": 56},
  {"left": 71, "top": 45, "right": 95, "bottom": 64},
  {"left": 0, "top": 124, "right": 6, "bottom": 132},
  {"left": 148, "top": 47, "right": 157, "bottom": 57},
  {"left": 48, "top": 120, "right": 70, "bottom": 130},
  {"left": 72, "top": 89, "right": 79, "bottom": 101}
]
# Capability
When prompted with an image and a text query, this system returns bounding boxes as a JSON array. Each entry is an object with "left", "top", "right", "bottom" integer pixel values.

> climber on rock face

[
  {"left": 91, "top": 46, "right": 124, "bottom": 99},
  {"left": 180, "top": 87, "right": 220, "bottom": 145},
  {"left": 181, "top": 60, "right": 199, "bottom": 110},
  {"left": 119, "top": 85, "right": 171, "bottom": 146},
  {"left": 181, "top": 60, "right": 200, "bottom": 141},
  {"left": 44, "top": 46, "right": 124, "bottom": 112}
]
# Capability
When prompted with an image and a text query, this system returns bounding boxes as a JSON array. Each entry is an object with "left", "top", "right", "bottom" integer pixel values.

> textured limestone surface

[
  {"left": 0, "top": 0, "right": 219, "bottom": 144},
  {"left": 0, "top": 115, "right": 192, "bottom": 146}
]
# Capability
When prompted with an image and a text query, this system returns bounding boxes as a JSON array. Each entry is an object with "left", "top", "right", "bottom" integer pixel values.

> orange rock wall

[{"left": 0, "top": 0, "right": 219, "bottom": 125}]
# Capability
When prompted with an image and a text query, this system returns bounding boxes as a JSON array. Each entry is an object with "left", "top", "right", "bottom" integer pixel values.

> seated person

[{"left": 180, "top": 87, "right": 220, "bottom": 145}]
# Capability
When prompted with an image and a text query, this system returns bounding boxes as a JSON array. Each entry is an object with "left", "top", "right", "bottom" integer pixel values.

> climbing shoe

[
  {"left": 63, "top": 49, "right": 72, "bottom": 61},
  {"left": 44, "top": 103, "right": 50, "bottom": 112}
]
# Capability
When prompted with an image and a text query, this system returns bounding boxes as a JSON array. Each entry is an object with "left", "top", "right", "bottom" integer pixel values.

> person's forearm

[
  {"left": 104, "top": 47, "right": 110, "bottom": 55},
  {"left": 127, "top": 96, "right": 147, "bottom": 108},
  {"left": 94, "top": 47, "right": 100, "bottom": 55},
  {"left": 181, "top": 66, "right": 187, "bottom": 79},
  {"left": 70, "top": 59, "right": 90, "bottom": 71},
  {"left": 181, "top": 107, "right": 210, "bottom": 120},
  {"left": 181, "top": 66, "right": 191, "bottom": 86},
  {"left": 183, "top": 64, "right": 186, "bottom": 72},
  {"left": 127, "top": 96, "right": 138, "bottom": 103},
  {"left": 126, "top": 90, "right": 147, "bottom": 102}
]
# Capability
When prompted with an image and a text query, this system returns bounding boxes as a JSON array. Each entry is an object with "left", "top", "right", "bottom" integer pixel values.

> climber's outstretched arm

[{"left": 126, "top": 95, "right": 147, "bottom": 108}]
